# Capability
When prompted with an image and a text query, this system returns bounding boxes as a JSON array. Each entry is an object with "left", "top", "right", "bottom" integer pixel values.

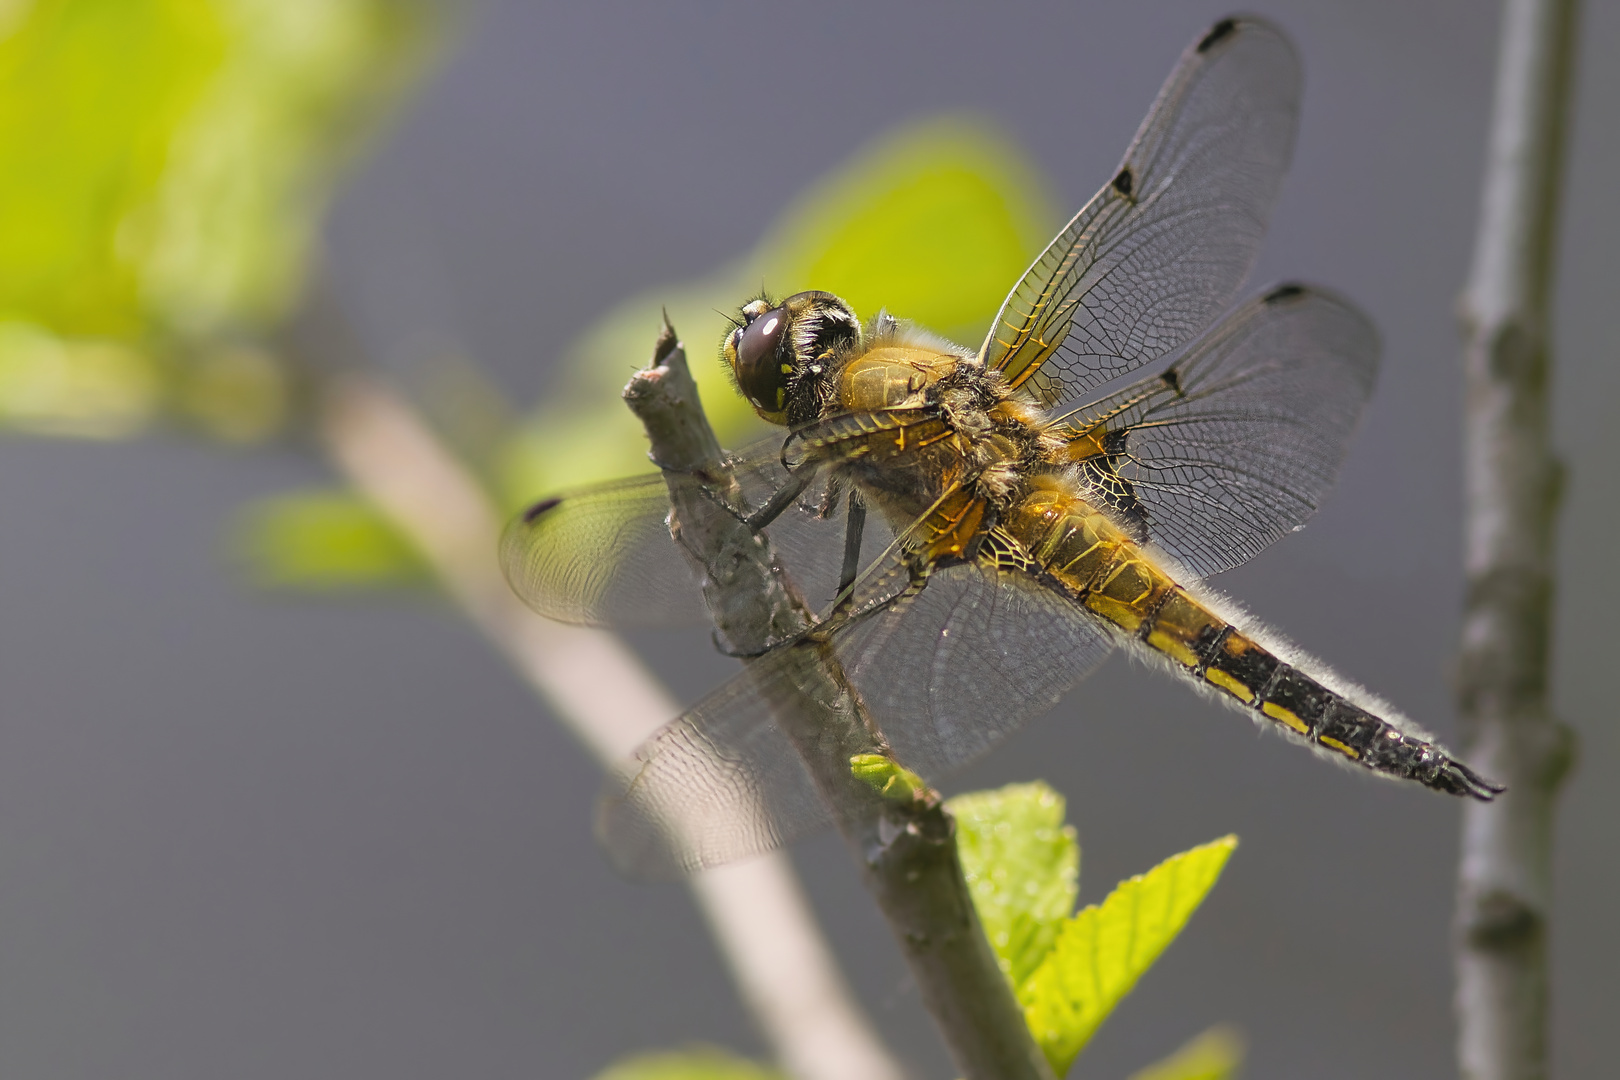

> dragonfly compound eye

[{"left": 734, "top": 305, "right": 792, "bottom": 414}]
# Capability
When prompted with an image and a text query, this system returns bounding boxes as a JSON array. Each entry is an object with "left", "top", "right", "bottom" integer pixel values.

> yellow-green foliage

[
  {"left": 1127, "top": 1026, "right": 1244, "bottom": 1080},
  {"left": 590, "top": 1045, "right": 784, "bottom": 1080},
  {"left": 949, "top": 782, "right": 1238, "bottom": 1077},
  {"left": 951, "top": 781, "right": 1080, "bottom": 987},
  {"left": 231, "top": 489, "right": 427, "bottom": 590},
  {"left": 0, "top": 0, "right": 433, "bottom": 436}
]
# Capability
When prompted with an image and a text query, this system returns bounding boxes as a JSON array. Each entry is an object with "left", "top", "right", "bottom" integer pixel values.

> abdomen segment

[{"left": 1001, "top": 486, "right": 1502, "bottom": 800}]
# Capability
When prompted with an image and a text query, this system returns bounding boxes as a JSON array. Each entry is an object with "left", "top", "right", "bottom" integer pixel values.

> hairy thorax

[{"left": 828, "top": 341, "right": 1063, "bottom": 530}]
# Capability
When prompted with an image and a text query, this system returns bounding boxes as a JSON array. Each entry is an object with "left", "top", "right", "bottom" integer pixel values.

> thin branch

[
  {"left": 1455, "top": 1, "right": 1580, "bottom": 1078},
  {"left": 317, "top": 373, "right": 904, "bottom": 1080},
  {"left": 625, "top": 318, "right": 1054, "bottom": 1080}
]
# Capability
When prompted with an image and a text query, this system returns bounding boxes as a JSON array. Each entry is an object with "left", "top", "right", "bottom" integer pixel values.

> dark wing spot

[
  {"left": 1159, "top": 368, "right": 1182, "bottom": 394},
  {"left": 522, "top": 496, "right": 562, "bottom": 524},
  {"left": 1197, "top": 18, "right": 1237, "bottom": 53},
  {"left": 1112, "top": 167, "right": 1134, "bottom": 196},
  {"left": 1263, "top": 283, "right": 1307, "bottom": 304}
]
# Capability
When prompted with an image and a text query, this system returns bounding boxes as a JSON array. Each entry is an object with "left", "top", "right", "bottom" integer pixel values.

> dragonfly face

[
  {"left": 502, "top": 15, "right": 1503, "bottom": 877},
  {"left": 722, "top": 290, "right": 862, "bottom": 425}
]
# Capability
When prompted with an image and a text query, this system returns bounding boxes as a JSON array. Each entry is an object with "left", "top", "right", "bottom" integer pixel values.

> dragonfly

[{"left": 502, "top": 16, "right": 1502, "bottom": 877}]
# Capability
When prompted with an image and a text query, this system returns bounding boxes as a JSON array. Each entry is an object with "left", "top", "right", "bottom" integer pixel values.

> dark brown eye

[{"left": 734, "top": 305, "right": 790, "bottom": 413}]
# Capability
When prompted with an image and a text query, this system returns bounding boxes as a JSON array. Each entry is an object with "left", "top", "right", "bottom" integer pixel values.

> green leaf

[
  {"left": 947, "top": 781, "right": 1078, "bottom": 987},
  {"left": 590, "top": 1045, "right": 784, "bottom": 1080},
  {"left": 0, "top": 0, "right": 435, "bottom": 438},
  {"left": 1021, "top": 836, "right": 1238, "bottom": 1076},
  {"left": 230, "top": 490, "right": 429, "bottom": 590},
  {"left": 124, "top": 0, "right": 438, "bottom": 333},
  {"left": 0, "top": 319, "right": 163, "bottom": 438},
  {"left": 0, "top": 0, "right": 434, "bottom": 335},
  {"left": 1126, "top": 1026, "right": 1244, "bottom": 1080},
  {"left": 498, "top": 116, "right": 1056, "bottom": 507}
]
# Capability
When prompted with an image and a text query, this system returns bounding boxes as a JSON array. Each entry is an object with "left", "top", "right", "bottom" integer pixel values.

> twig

[
  {"left": 317, "top": 373, "right": 904, "bottom": 1080},
  {"left": 625, "top": 318, "right": 1054, "bottom": 1080},
  {"left": 1455, "top": 1, "right": 1580, "bottom": 1078}
]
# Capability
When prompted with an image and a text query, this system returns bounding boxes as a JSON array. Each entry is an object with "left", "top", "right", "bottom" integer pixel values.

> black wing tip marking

[
  {"left": 1262, "top": 282, "right": 1309, "bottom": 304},
  {"left": 1437, "top": 761, "right": 1508, "bottom": 802},
  {"left": 1111, "top": 166, "right": 1134, "bottom": 197},
  {"left": 1197, "top": 17, "right": 1239, "bottom": 53},
  {"left": 521, "top": 496, "right": 563, "bottom": 524}
]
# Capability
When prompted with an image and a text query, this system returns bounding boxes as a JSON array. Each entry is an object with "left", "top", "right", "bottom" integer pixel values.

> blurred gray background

[{"left": 2, "top": 1, "right": 1616, "bottom": 1077}]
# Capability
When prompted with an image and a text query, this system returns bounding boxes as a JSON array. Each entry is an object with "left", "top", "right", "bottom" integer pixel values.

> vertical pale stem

[
  {"left": 319, "top": 376, "right": 905, "bottom": 1080},
  {"left": 1455, "top": 1, "right": 1580, "bottom": 1078}
]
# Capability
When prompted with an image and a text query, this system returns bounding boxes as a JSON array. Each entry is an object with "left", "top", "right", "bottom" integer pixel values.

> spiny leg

[
  {"left": 813, "top": 555, "right": 935, "bottom": 642},
  {"left": 831, "top": 493, "right": 867, "bottom": 618},
  {"left": 743, "top": 467, "right": 814, "bottom": 531},
  {"left": 689, "top": 463, "right": 816, "bottom": 533}
]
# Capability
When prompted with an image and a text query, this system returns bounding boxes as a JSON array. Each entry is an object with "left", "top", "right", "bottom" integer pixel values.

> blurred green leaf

[
  {"left": 0, "top": 0, "right": 436, "bottom": 436},
  {"left": 948, "top": 781, "right": 1079, "bottom": 987},
  {"left": 500, "top": 116, "right": 1057, "bottom": 507},
  {"left": 0, "top": 319, "right": 162, "bottom": 437},
  {"left": 1126, "top": 1026, "right": 1245, "bottom": 1080},
  {"left": 231, "top": 489, "right": 428, "bottom": 590},
  {"left": 1021, "top": 836, "right": 1238, "bottom": 1076},
  {"left": 0, "top": 0, "right": 225, "bottom": 339},
  {"left": 590, "top": 1046, "right": 784, "bottom": 1080}
]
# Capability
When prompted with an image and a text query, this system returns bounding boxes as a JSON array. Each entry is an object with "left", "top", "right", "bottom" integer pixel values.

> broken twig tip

[{"left": 653, "top": 309, "right": 680, "bottom": 367}]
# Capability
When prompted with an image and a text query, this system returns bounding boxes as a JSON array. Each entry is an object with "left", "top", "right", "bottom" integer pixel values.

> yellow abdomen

[{"left": 1000, "top": 484, "right": 1424, "bottom": 771}]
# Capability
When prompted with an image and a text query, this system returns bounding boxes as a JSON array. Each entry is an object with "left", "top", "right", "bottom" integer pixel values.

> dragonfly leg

[
  {"left": 681, "top": 464, "right": 814, "bottom": 534},
  {"left": 742, "top": 467, "right": 815, "bottom": 531},
  {"left": 714, "top": 553, "right": 937, "bottom": 659},
  {"left": 830, "top": 493, "right": 867, "bottom": 617},
  {"left": 813, "top": 555, "right": 935, "bottom": 642}
]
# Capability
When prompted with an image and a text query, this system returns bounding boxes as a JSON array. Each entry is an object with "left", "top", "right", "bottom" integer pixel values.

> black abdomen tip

[{"left": 1441, "top": 761, "right": 1508, "bottom": 802}]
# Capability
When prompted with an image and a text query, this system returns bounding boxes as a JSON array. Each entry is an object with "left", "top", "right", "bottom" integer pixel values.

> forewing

[
  {"left": 1062, "top": 284, "right": 1380, "bottom": 578},
  {"left": 500, "top": 418, "right": 960, "bottom": 628},
  {"left": 501, "top": 435, "right": 829, "bottom": 626},
  {"left": 501, "top": 472, "right": 709, "bottom": 626},
  {"left": 980, "top": 17, "right": 1301, "bottom": 409}
]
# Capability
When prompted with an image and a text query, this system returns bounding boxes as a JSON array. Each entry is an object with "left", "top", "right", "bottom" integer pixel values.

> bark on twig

[
  {"left": 1455, "top": 1, "right": 1580, "bottom": 1077},
  {"left": 317, "top": 373, "right": 904, "bottom": 1080},
  {"left": 626, "top": 318, "right": 1054, "bottom": 1080}
]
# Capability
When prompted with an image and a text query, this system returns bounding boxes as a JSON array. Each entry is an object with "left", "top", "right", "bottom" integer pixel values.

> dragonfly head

[{"left": 723, "top": 290, "right": 860, "bottom": 425}]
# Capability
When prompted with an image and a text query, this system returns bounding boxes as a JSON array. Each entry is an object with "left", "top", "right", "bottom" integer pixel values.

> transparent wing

[
  {"left": 841, "top": 555, "right": 1116, "bottom": 777},
  {"left": 501, "top": 472, "right": 709, "bottom": 626},
  {"left": 1059, "top": 283, "right": 1380, "bottom": 578},
  {"left": 501, "top": 436, "right": 861, "bottom": 627},
  {"left": 502, "top": 409, "right": 962, "bottom": 627},
  {"left": 980, "top": 16, "right": 1301, "bottom": 410},
  {"left": 596, "top": 545, "right": 1116, "bottom": 877},
  {"left": 594, "top": 642, "right": 845, "bottom": 878}
]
